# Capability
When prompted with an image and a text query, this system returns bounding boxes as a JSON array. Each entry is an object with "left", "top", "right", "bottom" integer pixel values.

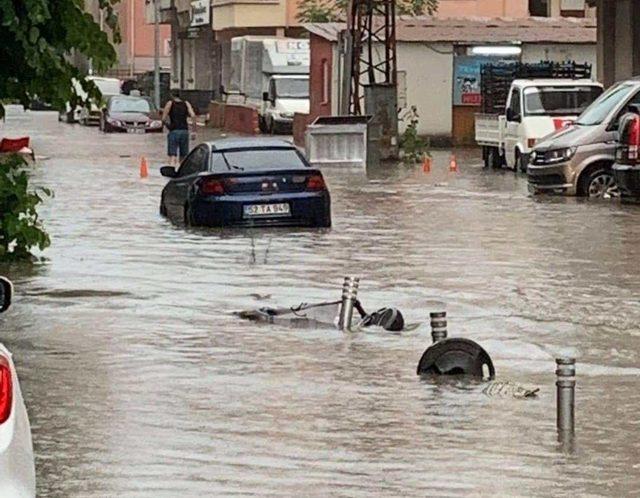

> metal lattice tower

[{"left": 348, "top": 0, "right": 397, "bottom": 115}]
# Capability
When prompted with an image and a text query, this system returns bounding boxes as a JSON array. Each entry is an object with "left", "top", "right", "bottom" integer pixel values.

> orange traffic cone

[
  {"left": 449, "top": 154, "right": 459, "bottom": 173},
  {"left": 139, "top": 156, "right": 149, "bottom": 178},
  {"left": 422, "top": 155, "right": 432, "bottom": 173}
]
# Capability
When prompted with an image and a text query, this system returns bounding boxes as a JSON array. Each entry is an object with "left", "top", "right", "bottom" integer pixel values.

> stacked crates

[{"left": 480, "top": 61, "right": 592, "bottom": 114}]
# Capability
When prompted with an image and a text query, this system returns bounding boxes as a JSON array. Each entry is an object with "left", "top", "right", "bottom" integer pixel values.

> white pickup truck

[{"left": 476, "top": 79, "right": 603, "bottom": 171}]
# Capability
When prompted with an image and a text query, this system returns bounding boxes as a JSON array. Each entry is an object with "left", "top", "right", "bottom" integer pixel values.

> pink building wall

[
  {"left": 117, "top": 0, "right": 171, "bottom": 72},
  {"left": 436, "top": 0, "right": 530, "bottom": 18}
]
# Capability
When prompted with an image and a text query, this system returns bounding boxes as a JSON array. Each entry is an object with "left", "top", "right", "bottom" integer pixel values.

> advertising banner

[{"left": 453, "top": 55, "right": 493, "bottom": 106}]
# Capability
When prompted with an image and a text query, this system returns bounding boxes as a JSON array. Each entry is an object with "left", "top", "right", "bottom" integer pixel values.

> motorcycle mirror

[{"left": 0, "top": 277, "right": 13, "bottom": 313}]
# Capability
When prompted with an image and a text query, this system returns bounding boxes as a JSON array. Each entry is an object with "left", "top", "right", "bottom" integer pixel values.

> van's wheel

[
  {"left": 580, "top": 168, "right": 619, "bottom": 199},
  {"left": 514, "top": 152, "right": 522, "bottom": 173}
]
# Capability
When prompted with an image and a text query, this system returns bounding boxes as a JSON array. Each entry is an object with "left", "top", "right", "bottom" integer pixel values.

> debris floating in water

[{"left": 483, "top": 381, "right": 539, "bottom": 399}]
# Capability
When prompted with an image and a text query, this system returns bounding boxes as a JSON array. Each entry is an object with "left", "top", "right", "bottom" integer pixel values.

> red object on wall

[
  {"left": 309, "top": 33, "right": 333, "bottom": 121},
  {"left": 0, "top": 137, "right": 30, "bottom": 153}
]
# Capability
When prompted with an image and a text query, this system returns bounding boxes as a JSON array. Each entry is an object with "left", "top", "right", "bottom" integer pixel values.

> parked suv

[{"left": 528, "top": 79, "right": 640, "bottom": 197}]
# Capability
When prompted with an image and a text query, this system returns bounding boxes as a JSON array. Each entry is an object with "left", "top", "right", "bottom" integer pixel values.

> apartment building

[{"left": 147, "top": 0, "right": 595, "bottom": 112}]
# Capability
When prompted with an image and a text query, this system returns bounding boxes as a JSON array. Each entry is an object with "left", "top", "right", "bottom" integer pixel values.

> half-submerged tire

[{"left": 417, "top": 338, "right": 495, "bottom": 379}]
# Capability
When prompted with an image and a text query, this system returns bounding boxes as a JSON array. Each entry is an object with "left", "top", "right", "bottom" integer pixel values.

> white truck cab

[
  {"left": 476, "top": 79, "right": 603, "bottom": 171},
  {"left": 261, "top": 74, "right": 310, "bottom": 134},
  {"left": 227, "top": 36, "right": 310, "bottom": 134}
]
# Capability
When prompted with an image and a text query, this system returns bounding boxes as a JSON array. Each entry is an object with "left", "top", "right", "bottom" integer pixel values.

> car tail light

[
  {"left": 0, "top": 356, "right": 12, "bottom": 424},
  {"left": 200, "top": 178, "right": 225, "bottom": 195},
  {"left": 527, "top": 138, "right": 536, "bottom": 148},
  {"left": 628, "top": 116, "right": 640, "bottom": 161},
  {"left": 306, "top": 174, "right": 326, "bottom": 191}
]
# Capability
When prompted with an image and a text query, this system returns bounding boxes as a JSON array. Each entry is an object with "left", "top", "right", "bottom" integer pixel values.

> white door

[{"left": 504, "top": 87, "right": 522, "bottom": 169}]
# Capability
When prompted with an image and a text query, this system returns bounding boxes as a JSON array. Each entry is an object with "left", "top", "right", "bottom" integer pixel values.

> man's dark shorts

[{"left": 168, "top": 129, "right": 189, "bottom": 159}]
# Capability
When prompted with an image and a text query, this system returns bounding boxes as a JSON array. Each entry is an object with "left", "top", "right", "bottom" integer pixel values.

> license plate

[
  {"left": 244, "top": 203, "right": 290, "bottom": 217},
  {"left": 127, "top": 128, "right": 145, "bottom": 134}
]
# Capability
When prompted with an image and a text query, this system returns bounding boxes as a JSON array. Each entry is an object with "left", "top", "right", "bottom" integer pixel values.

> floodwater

[{"left": 1, "top": 110, "right": 640, "bottom": 497}]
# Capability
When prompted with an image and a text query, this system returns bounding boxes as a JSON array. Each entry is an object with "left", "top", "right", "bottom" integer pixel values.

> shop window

[{"left": 529, "top": 0, "right": 549, "bottom": 16}]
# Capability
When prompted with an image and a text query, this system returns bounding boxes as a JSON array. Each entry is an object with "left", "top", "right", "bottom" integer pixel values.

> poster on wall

[{"left": 453, "top": 56, "right": 494, "bottom": 106}]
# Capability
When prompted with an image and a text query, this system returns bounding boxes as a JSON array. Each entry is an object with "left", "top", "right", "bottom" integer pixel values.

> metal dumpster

[{"left": 305, "top": 115, "right": 371, "bottom": 168}]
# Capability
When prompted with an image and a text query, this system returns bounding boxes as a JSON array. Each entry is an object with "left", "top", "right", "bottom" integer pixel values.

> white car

[{"left": 0, "top": 277, "right": 36, "bottom": 498}]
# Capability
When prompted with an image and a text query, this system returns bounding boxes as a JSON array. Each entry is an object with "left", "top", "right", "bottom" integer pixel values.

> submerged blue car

[{"left": 160, "top": 138, "right": 331, "bottom": 228}]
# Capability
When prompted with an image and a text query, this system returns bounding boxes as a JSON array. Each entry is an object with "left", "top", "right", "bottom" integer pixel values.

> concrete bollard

[
  {"left": 556, "top": 358, "right": 576, "bottom": 434},
  {"left": 338, "top": 276, "right": 360, "bottom": 331},
  {"left": 430, "top": 311, "right": 447, "bottom": 343}
]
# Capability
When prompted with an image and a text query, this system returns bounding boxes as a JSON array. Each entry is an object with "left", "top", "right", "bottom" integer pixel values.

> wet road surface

[{"left": 1, "top": 110, "right": 640, "bottom": 497}]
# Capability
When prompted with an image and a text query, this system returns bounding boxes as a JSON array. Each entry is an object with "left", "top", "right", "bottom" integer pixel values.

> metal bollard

[
  {"left": 338, "top": 277, "right": 360, "bottom": 331},
  {"left": 556, "top": 358, "right": 576, "bottom": 434},
  {"left": 430, "top": 311, "right": 447, "bottom": 343}
]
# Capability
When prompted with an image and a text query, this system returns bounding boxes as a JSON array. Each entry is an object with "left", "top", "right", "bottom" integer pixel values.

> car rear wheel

[{"left": 583, "top": 169, "right": 619, "bottom": 199}]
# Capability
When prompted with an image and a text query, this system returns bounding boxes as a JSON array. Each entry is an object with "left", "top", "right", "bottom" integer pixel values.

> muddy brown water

[{"left": 1, "top": 110, "right": 640, "bottom": 497}]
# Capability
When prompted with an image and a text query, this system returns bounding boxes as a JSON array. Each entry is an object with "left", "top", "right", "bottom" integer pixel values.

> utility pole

[{"left": 153, "top": 0, "right": 161, "bottom": 109}]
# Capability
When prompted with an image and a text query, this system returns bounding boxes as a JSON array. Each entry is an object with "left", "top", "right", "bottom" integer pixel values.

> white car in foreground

[{"left": 0, "top": 277, "right": 36, "bottom": 497}]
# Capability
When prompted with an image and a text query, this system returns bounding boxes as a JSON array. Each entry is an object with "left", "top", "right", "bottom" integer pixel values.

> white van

[{"left": 59, "top": 76, "right": 122, "bottom": 124}]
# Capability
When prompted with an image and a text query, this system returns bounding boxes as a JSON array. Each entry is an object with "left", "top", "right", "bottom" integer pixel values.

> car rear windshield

[
  {"left": 575, "top": 83, "right": 637, "bottom": 126},
  {"left": 211, "top": 148, "right": 307, "bottom": 171},
  {"left": 523, "top": 86, "right": 603, "bottom": 117},
  {"left": 110, "top": 98, "right": 153, "bottom": 113}
]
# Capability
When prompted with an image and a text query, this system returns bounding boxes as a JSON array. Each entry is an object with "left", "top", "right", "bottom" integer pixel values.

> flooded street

[{"left": 2, "top": 110, "right": 640, "bottom": 497}]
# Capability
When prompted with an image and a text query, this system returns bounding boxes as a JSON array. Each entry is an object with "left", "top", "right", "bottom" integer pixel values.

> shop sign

[
  {"left": 453, "top": 56, "right": 491, "bottom": 106},
  {"left": 190, "top": 0, "right": 210, "bottom": 27}
]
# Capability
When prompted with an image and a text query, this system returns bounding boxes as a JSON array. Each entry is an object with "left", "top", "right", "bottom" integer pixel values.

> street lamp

[{"left": 153, "top": 0, "right": 161, "bottom": 109}]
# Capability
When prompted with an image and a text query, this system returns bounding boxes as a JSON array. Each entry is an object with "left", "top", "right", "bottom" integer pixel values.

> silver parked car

[{"left": 528, "top": 79, "right": 640, "bottom": 197}]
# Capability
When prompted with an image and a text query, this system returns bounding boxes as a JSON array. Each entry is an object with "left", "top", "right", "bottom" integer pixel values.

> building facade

[
  {"left": 306, "top": 17, "right": 597, "bottom": 145},
  {"left": 596, "top": 0, "right": 640, "bottom": 87},
  {"left": 436, "top": 0, "right": 594, "bottom": 18}
]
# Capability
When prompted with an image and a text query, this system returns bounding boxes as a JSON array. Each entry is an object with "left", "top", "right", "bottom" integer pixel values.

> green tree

[
  {"left": 0, "top": 156, "right": 51, "bottom": 260},
  {"left": 297, "top": 0, "right": 438, "bottom": 23},
  {"left": 0, "top": 0, "right": 121, "bottom": 116},
  {"left": 0, "top": 0, "right": 120, "bottom": 260}
]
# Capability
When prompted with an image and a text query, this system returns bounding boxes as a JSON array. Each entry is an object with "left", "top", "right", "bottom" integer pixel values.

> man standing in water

[{"left": 162, "top": 91, "right": 197, "bottom": 166}]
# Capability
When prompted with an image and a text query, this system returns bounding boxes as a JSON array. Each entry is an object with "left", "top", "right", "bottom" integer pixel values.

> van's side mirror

[
  {"left": 160, "top": 166, "right": 177, "bottom": 178},
  {"left": 0, "top": 277, "right": 13, "bottom": 313},
  {"left": 262, "top": 91, "right": 269, "bottom": 102}
]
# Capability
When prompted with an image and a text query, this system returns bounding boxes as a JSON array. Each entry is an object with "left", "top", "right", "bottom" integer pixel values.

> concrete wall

[
  {"left": 212, "top": 1, "right": 288, "bottom": 31},
  {"left": 522, "top": 43, "right": 597, "bottom": 80},
  {"left": 309, "top": 34, "right": 333, "bottom": 120},
  {"left": 116, "top": 0, "right": 171, "bottom": 73},
  {"left": 312, "top": 39, "right": 596, "bottom": 142},
  {"left": 437, "top": 0, "right": 529, "bottom": 17},
  {"left": 398, "top": 43, "right": 454, "bottom": 138},
  {"left": 597, "top": 0, "right": 640, "bottom": 87}
]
